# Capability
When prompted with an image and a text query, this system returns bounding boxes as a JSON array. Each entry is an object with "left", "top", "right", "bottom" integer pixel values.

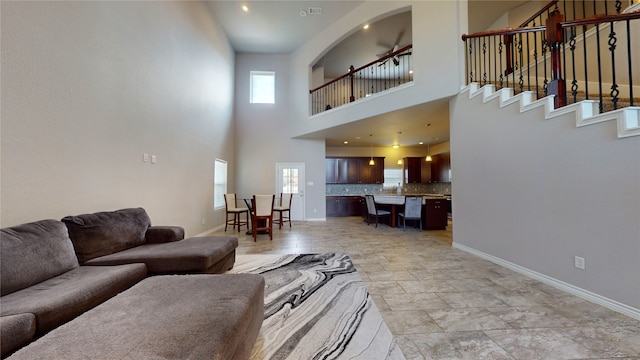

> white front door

[{"left": 275, "top": 163, "right": 305, "bottom": 221}]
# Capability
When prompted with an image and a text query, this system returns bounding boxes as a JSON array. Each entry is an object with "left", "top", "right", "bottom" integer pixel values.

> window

[
  {"left": 250, "top": 71, "right": 275, "bottom": 104},
  {"left": 213, "top": 159, "right": 227, "bottom": 210},
  {"left": 383, "top": 168, "right": 403, "bottom": 188}
]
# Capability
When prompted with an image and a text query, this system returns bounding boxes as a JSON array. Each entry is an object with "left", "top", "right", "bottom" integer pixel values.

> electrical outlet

[{"left": 574, "top": 256, "right": 585, "bottom": 270}]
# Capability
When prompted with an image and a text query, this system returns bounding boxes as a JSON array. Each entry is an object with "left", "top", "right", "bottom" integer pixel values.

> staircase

[{"left": 463, "top": 82, "right": 640, "bottom": 138}]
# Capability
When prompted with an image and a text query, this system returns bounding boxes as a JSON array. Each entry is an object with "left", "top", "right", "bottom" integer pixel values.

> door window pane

[{"left": 281, "top": 168, "right": 298, "bottom": 194}]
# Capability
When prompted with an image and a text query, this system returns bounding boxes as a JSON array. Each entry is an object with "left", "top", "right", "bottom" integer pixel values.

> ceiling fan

[{"left": 376, "top": 29, "right": 411, "bottom": 66}]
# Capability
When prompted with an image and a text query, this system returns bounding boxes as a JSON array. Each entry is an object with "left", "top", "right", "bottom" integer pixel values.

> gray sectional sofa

[{"left": 0, "top": 208, "right": 264, "bottom": 359}]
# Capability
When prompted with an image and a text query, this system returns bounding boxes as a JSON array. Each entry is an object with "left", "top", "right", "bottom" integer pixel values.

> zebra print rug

[{"left": 228, "top": 253, "right": 405, "bottom": 360}]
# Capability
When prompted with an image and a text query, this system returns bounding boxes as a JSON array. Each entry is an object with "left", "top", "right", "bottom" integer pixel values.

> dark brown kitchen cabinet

[
  {"left": 404, "top": 153, "right": 450, "bottom": 183},
  {"left": 326, "top": 158, "right": 349, "bottom": 184},
  {"left": 351, "top": 157, "right": 384, "bottom": 184},
  {"left": 403, "top": 157, "right": 422, "bottom": 184},
  {"left": 429, "top": 152, "right": 451, "bottom": 183},
  {"left": 326, "top": 157, "right": 384, "bottom": 184},
  {"left": 423, "top": 198, "right": 448, "bottom": 229},
  {"left": 326, "top": 196, "right": 363, "bottom": 217}
]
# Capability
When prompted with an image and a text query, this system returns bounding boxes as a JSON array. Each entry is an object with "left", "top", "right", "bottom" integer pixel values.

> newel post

[
  {"left": 503, "top": 34, "right": 514, "bottom": 76},
  {"left": 545, "top": 8, "right": 566, "bottom": 108},
  {"left": 348, "top": 65, "right": 355, "bottom": 102}
]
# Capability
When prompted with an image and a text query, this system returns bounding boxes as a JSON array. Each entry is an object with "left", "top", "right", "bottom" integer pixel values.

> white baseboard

[
  {"left": 194, "top": 225, "right": 224, "bottom": 237},
  {"left": 452, "top": 242, "right": 640, "bottom": 320}
]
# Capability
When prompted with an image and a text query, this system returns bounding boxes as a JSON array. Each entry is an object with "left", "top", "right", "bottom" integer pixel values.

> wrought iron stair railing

[{"left": 462, "top": 0, "right": 639, "bottom": 113}]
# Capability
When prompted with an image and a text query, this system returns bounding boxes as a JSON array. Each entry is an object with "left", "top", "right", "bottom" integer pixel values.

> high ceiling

[{"left": 207, "top": 1, "right": 530, "bottom": 147}]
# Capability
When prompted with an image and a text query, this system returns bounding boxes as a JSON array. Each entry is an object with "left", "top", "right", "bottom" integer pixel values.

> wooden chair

[
  {"left": 224, "top": 194, "right": 249, "bottom": 232},
  {"left": 273, "top": 193, "right": 293, "bottom": 229},
  {"left": 251, "top": 195, "right": 275, "bottom": 241},
  {"left": 364, "top": 195, "right": 390, "bottom": 228},
  {"left": 398, "top": 196, "right": 423, "bottom": 230}
]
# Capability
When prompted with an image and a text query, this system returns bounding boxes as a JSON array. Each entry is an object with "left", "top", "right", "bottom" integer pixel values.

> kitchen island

[{"left": 326, "top": 194, "right": 449, "bottom": 230}]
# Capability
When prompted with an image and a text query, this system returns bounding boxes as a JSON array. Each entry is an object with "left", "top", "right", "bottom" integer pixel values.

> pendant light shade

[{"left": 426, "top": 142, "right": 432, "bottom": 162}]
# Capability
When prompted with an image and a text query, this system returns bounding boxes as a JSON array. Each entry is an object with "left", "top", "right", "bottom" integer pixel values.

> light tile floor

[{"left": 212, "top": 217, "right": 640, "bottom": 359}]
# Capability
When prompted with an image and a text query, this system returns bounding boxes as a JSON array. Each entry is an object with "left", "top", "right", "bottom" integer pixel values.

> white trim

[
  {"left": 194, "top": 225, "right": 224, "bottom": 237},
  {"left": 452, "top": 242, "right": 640, "bottom": 320},
  {"left": 462, "top": 83, "right": 640, "bottom": 138}
]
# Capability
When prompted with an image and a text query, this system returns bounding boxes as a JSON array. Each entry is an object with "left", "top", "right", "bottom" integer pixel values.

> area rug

[{"left": 228, "top": 253, "right": 405, "bottom": 360}]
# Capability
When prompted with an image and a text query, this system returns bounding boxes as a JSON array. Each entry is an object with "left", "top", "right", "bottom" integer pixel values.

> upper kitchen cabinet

[
  {"left": 404, "top": 157, "right": 434, "bottom": 183},
  {"left": 431, "top": 152, "right": 451, "bottom": 183},
  {"left": 352, "top": 157, "right": 384, "bottom": 184},
  {"left": 404, "top": 153, "right": 451, "bottom": 183},
  {"left": 326, "top": 157, "right": 384, "bottom": 184},
  {"left": 403, "top": 157, "right": 423, "bottom": 184},
  {"left": 326, "top": 158, "right": 349, "bottom": 184}
]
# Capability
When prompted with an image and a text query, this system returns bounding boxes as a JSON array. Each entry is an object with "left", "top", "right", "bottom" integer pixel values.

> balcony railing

[
  {"left": 462, "top": 0, "right": 639, "bottom": 113},
  {"left": 309, "top": 45, "right": 413, "bottom": 115}
]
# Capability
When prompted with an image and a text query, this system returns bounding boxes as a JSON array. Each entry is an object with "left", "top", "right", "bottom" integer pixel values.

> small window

[
  {"left": 213, "top": 159, "right": 227, "bottom": 210},
  {"left": 383, "top": 168, "right": 402, "bottom": 188},
  {"left": 250, "top": 71, "right": 275, "bottom": 104}
]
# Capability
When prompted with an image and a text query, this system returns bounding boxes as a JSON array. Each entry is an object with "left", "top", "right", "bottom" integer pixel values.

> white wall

[
  {"left": 1, "top": 1, "right": 235, "bottom": 235},
  {"left": 234, "top": 53, "right": 326, "bottom": 220},
  {"left": 450, "top": 89, "right": 640, "bottom": 310}
]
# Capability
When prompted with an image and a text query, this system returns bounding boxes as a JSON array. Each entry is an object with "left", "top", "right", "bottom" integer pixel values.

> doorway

[{"left": 275, "top": 163, "right": 305, "bottom": 221}]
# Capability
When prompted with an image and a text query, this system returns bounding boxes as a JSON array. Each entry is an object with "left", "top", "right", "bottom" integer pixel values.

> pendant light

[
  {"left": 425, "top": 123, "right": 433, "bottom": 162},
  {"left": 396, "top": 131, "right": 403, "bottom": 165},
  {"left": 369, "top": 134, "right": 375, "bottom": 166},
  {"left": 426, "top": 142, "right": 432, "bottom": 162}
]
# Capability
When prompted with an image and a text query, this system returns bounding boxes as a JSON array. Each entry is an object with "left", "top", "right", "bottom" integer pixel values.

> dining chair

[
  {"left": 224, "top": 193, "right": 249, "bottom": 232},
  {"left": 364, "top": 195, "right": 390, "bottom": 228},
  {"left": 251, "top": 194, "right": 275, "bottom": 241},
  {"left": 273, "top": 193, "right": 293, "bottom": 229},
  {"left": 398, "top": 196, "right": 423, "bottom": 231}
]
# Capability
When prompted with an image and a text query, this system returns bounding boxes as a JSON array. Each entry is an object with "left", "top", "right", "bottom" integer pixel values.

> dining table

[
  {"left": 240, "top": 196, "right": 281, "bottom": 235},
  {"left": 372, "top": 195, "right": 406, "bottom": 228}
]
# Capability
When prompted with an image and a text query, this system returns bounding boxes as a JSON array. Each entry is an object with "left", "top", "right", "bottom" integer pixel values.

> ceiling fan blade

[{"left": 394, "top": 30, "right": 405, "bottom": 48}]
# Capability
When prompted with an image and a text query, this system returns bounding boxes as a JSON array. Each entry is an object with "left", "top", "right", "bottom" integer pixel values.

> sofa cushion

[
  {"left": 0, "top": 314, "right": 36, "bottom": 357},
  {"left": 84, "top": 236, "right": 238, "bottom": 274},
  {"left": 61, "top": 207, "right": 151, "bottom": 263},
  {"left": 0, "top": 264, "right": 147, "bottom": 335},
  {"left": 1, "top": 220, "right": 79, "bottom": 296},
  {"left": 7, "top": 274, "right": 265, "bottom": 360}
]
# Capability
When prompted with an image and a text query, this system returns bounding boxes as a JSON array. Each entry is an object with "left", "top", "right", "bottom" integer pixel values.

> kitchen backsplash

[{"left": 326, "top": 183, "right": 451, "bottom": 196}]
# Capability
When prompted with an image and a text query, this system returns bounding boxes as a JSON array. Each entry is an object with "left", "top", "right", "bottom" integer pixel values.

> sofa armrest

[
  {"left": 1, "top": 313, "right": 36, "bottom": 357},
  {"left": 145, "top": 226, "right": 185, "bottom": 243}
]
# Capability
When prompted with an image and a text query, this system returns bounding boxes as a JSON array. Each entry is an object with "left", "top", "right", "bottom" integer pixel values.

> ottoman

[{"left": 8, "top": 274, "right": 265, "bottom": 360}]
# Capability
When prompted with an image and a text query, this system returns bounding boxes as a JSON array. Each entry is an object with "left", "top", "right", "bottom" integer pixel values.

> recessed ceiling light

[
  {"left": 242, "top": 5, "right": 249, "bottom": 12},
  {"left": 343, "top": 141, "right": 349, "bottom": 144},
  {"left": 419, "top": 141, "right": 424, "bottom": 145},
  {"left": 392, "top": 144, "right": 399, "bottom": 149},
  {"left": 409, "top": 70, "right": 414, "bottom": 74},
  {"left": 363, "top": 24, "right": 369, "bottom": 30}
]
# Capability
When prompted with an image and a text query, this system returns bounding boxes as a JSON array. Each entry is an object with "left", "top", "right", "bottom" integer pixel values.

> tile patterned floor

[{"left": 211, "top": 217, "right": 640, "bottom": 359}]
